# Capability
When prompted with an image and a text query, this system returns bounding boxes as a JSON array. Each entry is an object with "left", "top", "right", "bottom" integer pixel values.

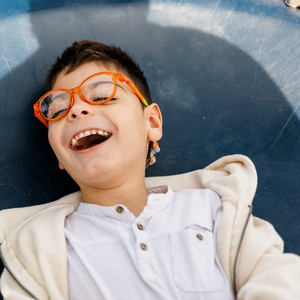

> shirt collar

[{"left": 76, "top": 185, "right": 172, "bottom": 222}]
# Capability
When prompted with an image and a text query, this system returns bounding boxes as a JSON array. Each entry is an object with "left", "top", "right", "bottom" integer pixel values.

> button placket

[
  {"left": 134, "top": 219, "right": 149, "bottom": 271},
  {"left": 135, "top": 221, "right": 147, "bottom": 250},
  {"left": 136, "top": 237, "right": 149, "bottom": 275}
]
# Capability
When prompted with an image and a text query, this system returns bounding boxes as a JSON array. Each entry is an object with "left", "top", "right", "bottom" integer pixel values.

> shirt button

[
  {"left": 116, "top": 206, "right": 124, "bottom": 214},
  {"left": 140, "top": 243, "right": 147, "bottom": 250},
  {"left": 137, "top": 223, "right": 144, "bottom": 230},
  {"left": 196, "top": 233, "right": 203, "bottom": 240}
]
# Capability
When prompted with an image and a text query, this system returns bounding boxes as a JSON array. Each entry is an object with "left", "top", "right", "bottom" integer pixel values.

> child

[{"left": 1, "top": 40, "right": 300, "bottom": 300}]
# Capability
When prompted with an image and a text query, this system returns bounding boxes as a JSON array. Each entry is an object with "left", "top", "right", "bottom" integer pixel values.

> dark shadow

[{"left": 1, "top": 1, "right": 300, "bottom": 294}]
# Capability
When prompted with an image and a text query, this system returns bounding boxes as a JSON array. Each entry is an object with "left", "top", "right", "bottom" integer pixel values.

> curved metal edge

[{"left": 285, "top": 0, "right": 300, "bottom": 8}]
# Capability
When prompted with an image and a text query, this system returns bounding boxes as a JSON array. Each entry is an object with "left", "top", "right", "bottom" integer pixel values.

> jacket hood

[{"left": 145, "top": 154, "right": 257, "bottom": 206}]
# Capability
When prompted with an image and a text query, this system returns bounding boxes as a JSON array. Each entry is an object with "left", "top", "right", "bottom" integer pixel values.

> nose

[{"left": 67, "top": 93, "right": 93, "bottom": 121}]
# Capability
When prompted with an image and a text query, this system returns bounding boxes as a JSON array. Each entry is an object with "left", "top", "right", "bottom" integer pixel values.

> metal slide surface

[{"left": 0, "top": 0, "right": 300, "bottom": 295}]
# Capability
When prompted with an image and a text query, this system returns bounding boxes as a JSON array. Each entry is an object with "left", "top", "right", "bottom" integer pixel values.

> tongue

[{"left": 74, "top": 134, "right": 108, "bottom": 150}]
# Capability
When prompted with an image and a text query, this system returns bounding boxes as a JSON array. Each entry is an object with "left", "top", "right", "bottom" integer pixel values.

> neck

[{"left": 79, "top": 176, "right": 149, "bottom": 218}]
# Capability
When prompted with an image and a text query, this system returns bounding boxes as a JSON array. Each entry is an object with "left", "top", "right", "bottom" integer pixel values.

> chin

[{"left": 71, "top": 162, "right": 119, "bottom": 188}]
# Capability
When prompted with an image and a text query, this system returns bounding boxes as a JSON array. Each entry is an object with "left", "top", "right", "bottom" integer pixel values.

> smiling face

[{"left": 48, "top": 62, "right": 162, "bottom": 191}]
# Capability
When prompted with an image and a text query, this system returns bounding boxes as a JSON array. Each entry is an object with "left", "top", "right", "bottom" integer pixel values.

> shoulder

[
  {"left": 175, "top": 188, "right": 221, "bottom": 207},
  {"left": 146, "top": 154, "right": 257, "bottom": 207},
  {"left": 0, "top": 191, "right": 82, "bottom": 243}
]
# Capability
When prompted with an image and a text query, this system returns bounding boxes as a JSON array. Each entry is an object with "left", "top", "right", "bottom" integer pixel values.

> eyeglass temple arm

[
  {"left": 126, "top": 80, "right": 148, "bottom": 107},
  {"left": 33, "top": 102, "right": 49, "bottom": 127},
  {"left": 115, "top": 73, "right": 148, "bottom": 107}
]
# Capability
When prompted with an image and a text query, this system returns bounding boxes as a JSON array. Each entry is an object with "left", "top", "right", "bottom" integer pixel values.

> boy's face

[{"left": 48, "top": 62, "right": 162, "bottom": 190}]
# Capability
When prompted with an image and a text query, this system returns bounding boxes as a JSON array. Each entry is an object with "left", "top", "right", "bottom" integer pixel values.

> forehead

[{"left": 52, "top": 62, "right": 119, "bottom": 90}]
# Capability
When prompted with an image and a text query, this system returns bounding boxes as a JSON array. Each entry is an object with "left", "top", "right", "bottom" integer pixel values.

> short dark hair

[{"left": 46, "top": 40, "right": 152, "bottom": 105}]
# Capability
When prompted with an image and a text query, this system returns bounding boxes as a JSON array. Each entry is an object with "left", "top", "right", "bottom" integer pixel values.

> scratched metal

[{"left": 0, "top": 1, "right": 300, "bottom": 283}]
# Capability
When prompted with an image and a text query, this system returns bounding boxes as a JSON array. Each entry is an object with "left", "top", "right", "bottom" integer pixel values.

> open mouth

[{"left": 70, "top": 129, "right": 112, "bottom": 150}]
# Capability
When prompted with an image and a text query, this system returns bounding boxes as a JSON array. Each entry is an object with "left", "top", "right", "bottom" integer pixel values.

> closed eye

[
  {"left": 52, "top": 109, "right": 67, "bottom": 119},
  {"left": 91, "top": 97, "right": 117, "bottom": 103},
  {"left": 91, "top": 97, "right": 107, "bottom": 103}
]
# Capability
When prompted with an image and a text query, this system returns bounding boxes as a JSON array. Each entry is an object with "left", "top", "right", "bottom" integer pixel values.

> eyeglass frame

[{"left": 33, "top": 71, "right": 149, "bottom": 127}]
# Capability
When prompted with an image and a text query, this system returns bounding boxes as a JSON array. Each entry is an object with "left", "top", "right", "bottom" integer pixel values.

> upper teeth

[{"left": 71, "top": 130, "right": 110, "bottom": 146}]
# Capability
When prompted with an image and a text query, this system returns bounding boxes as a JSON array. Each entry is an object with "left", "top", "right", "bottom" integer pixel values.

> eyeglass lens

[{"left": 41, "top": 74, "right": 115, "bottom": 120}]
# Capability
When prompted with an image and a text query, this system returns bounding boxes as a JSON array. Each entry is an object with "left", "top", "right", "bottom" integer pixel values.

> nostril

[
  {"left": 71, "top": 114, "right": 76, "bottom": 119},
  {"left": 81, "top": 111, "right": 88, "bottom": 115}
]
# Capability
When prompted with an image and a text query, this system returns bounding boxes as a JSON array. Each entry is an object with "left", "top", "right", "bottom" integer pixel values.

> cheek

[
  {"left": 128, "top": 113, "right": 149, "bottom": 148},
  {"left": 48, "top": 126, "right": 63, "bottom": 156},
  {"left": 123, "top": 109, "right": 146, "bottom": 134}
]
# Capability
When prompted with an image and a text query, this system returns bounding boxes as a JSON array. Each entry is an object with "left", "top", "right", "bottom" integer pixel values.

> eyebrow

[
  {"left": 117, "top": 83, "right": 126, "bottom": 91},
  {"left": 84, "top": 81, "right": 126, "bottom": 92},
  {"left": 47, "top": 92, "right": 67, "bottom": 105},
  {"left": 86, "top": 81, "right": 114, "bottom": 89}
]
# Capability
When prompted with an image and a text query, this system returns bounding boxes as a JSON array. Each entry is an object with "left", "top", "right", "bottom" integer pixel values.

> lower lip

[{"left": 69, "top": 136, "right": 112, "bottom": 154}]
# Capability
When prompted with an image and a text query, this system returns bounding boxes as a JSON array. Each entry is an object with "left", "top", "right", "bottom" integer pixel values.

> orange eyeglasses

[{"left": 33, "top": 72, "right": 149, "bottom": 127}]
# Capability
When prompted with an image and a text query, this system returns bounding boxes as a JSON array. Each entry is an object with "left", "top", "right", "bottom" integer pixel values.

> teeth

[{"left": 71, "top": 129, "right": 111, "bottom": 146}]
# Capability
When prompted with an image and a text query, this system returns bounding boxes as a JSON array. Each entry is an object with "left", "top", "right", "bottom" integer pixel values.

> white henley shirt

[{"left": 64, "top": 186, "right": 234, "bottom": 300}]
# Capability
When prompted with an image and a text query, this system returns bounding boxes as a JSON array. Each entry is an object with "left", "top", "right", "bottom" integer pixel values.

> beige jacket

[{"left": 1, "top": 155, "right": 300, "bottom": 300}]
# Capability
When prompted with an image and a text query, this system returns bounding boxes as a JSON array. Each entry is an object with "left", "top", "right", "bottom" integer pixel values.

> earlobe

[
  {"left": 147, "top": 103, "right": 163, "bottom": 142},
  {"left": 59, "top": 161, "right": 64, "bottom": 170}
]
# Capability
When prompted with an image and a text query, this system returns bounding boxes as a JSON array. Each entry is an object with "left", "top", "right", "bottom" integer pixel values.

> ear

[
  {"left": 59, "top": 161, "right": 64, "bottom": 170},
  {"left": 146, "top": 103, "right": 163, "bottom": 142}
]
